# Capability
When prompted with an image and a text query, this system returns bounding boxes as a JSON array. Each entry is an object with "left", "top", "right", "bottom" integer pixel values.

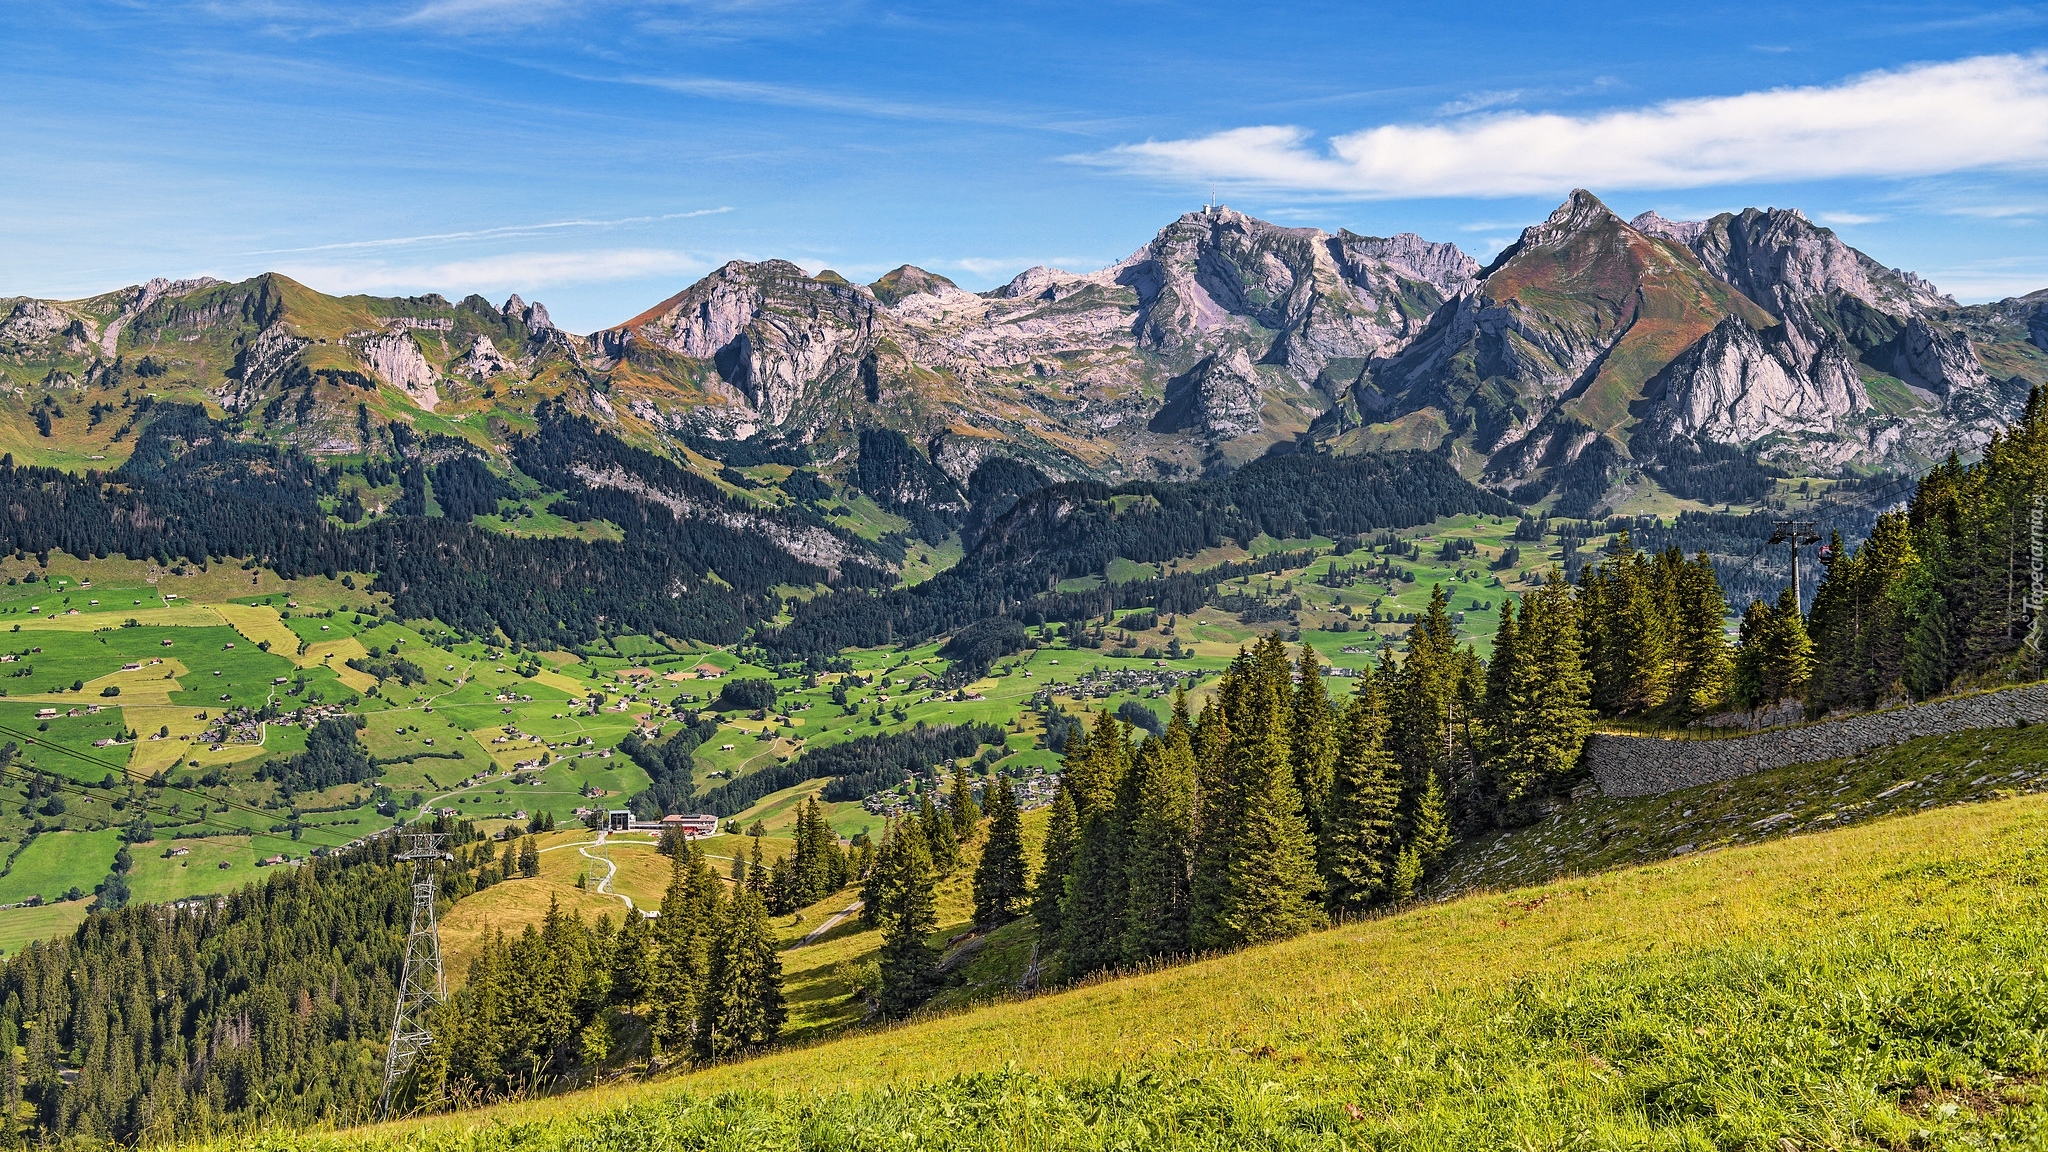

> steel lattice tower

[{"left": 380, "top": 831, "right": 450, "bottom": 1119}]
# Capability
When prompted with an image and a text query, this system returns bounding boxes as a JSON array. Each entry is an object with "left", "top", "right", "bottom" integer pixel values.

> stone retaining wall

[{"left": 1588, "top": 681, "right": 2048, "bottom": 797}]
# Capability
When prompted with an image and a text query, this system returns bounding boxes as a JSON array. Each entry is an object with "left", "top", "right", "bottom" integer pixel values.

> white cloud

[
  {"left": 1816, "top": 212, "right": 1887, "bottom": 225},
  {"left": 1087, "top": 53, "right": 2048, "bottom": 198},
  {"left": 274, "top": 248, "right": 712, "bottom": 295}
]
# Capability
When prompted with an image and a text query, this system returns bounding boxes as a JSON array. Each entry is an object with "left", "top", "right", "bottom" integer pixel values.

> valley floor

[{"left": 220, "top": 783, "right": 2048, "bottom": 1151}]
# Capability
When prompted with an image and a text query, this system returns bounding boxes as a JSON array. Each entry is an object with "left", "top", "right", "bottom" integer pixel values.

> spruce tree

[
  {"left": 1734, "top": 587, "right": 1815, "bottom": 708},
  {"left": 1388, "top": 588, "right": 1479, "bottom": 826},
  {"left": 1032, "top": 785, "right": 1078, "bottom": 948},
  {"left": 790, "top": 796, "right": 845, "bottom": 906},
  {"left": 1410, "top": 769, "right": 1452, "bottom": 871},
  {"left": 696, "top": 888, "right": 785, "bottom": 1059},
  {"left": 1208, "top": 674, "right": 1326, "bottom": 947},
  {"left": 1388, "top": 844, "right": 1423, "bottom": 903},
  {"left": 949, "top": 762, "right": 981, "bottom": 839},
  {"left": 608, "top": 908, "right": 651, "bottom": 1009},
  {"left": 1186, "top": 697, "right": 1236, "bottom": 948},
  {"left": 971, "top": 774, "right": 1027, "bottom": 926},
  {"left": 877, "top": 824, "right": 939, "bottom": 1016},
  {"left": 1121, "top": 717, "right": 1195, "bottom": 962},
  {"left": 1669, "top": 551, "right": 1733, "bottom": 717},
  {"left": 1289, "top": 645, "right": 1339, "bottom": 845},
  {"left": 1060, "top": 711, "right": 1133, "bottom": 977},
  {"left": 648, "top": 842, "right": 718, "bottom": 1058},
  {"left": 1584, "top": 532, "right": 1671, "bottom": 714},
  {"left": 1322, "top": 669, "right": 1401, "bottom": 914},
  {"left": 746, "top": 836, "right": 768, "bottom": 899},
  {"left": 1483, "top": 570, "right": 1592, "bottom": 822},
  {"left": 518, "top": 835, "right": 540, "bottom": 878},
  {"left": 918, "top": 791, "right": 958, "bottom": 874},
  {"left": 857, "top": 826, "right": 895, "bottom": 930},
  {"left": 1807, "top": 516, "right": 1919, "bottom": 710}
]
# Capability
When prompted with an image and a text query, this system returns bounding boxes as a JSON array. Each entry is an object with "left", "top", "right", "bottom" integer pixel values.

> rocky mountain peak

[
  {"left": 869, "top": 265, "right": 960, "bottom": 306},
  {"left": 501, "top": 294, "right": 555, "bottom": 335},
  {"left": 1628, "top": 210, "right": 1707, "bottom": 246},
  {"left": 1481, "top": 189, "right": 1630, "bottom": 277},
  {"left": 1637, "top": 206, "right": 1953, "bottom": 321},
  {"left": 993, "top": 265, "right": 1079, "bottom": 301},
  {"left": 1333, "top": 231, "right": 1480, "bottom": 298}
]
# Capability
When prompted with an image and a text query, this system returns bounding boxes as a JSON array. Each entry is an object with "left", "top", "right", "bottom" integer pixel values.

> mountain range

[{"left": 3, "top": 190, "right": 2044, "bottom": 521}]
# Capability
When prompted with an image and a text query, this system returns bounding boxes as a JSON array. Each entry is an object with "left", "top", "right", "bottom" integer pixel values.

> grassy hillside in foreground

[{"left": 216, "top": 790, "right": 2048, "bottom": 1151}]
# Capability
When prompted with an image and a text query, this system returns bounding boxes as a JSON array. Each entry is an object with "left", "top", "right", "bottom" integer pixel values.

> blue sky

[{"left": 3, "top": 1, "right": 2046, "bottom": 332}]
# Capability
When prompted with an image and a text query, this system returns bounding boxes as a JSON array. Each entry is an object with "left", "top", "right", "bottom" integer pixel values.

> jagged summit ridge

[{"left": 2, "top": 194, "right": 2043, "bottom": 513}]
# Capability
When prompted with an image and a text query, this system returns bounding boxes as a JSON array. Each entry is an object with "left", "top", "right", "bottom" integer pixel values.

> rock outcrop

[
  {"left": 452, "top": 334, "right": 518, "bottom": 380},
  {"left": 358, "top": 332, "right": 441, "bottom": 411},
  {"left": 1153, "top": 348, "right": 1266, "bottom": 438},
  {"left": 0, "top": 300, "right": 70, "bottom": 346},
  {"left": 1643, "top": 315, "right": 1868, "bottom": 447}
]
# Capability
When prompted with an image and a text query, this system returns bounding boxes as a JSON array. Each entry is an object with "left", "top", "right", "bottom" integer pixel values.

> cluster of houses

[
  {"left": 1038, "top": 664, "right": 1206, "bottom": 705},
  {"left": 857, "top": 766, "right": 1061, "bottom": 819}
]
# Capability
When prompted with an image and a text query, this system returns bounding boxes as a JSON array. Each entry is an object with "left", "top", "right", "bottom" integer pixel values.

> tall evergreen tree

[
  {"left": 1206, "top": 668, "right": 1326, "bottom": 947},
  {"left": 857, "top": 824, "right": 897, "bottom": 931},
  {"left": 1121, "top": 708, "right": 1196, "bottom": 962},
  {"left": 1060, "top": 710, "right": 1134, "bottom": 977},
  {"left": 1410, "top": 769, "right": 1452, "bottom": 871},
  {"left": 1032, "top": 785, "right": 1078, "bottom": 948},
  {"left": 877, "top": 824, "right": 940, "bottom": 1017},
  {"left": 1289, "top": 646, "right": 1339, "bottom": 846},
  {"left": 1322, "top": 668, "right": 1401, "bottom": 914},
  {"left": 918, "top": 792, "right": 958, "bottom": 874},
  {"left": 1733, "top": 587, "right": 1815, "bottom": 708},
  {"left": 1668, "top": 551, "right": 1733, "bottom": 717},
  {"left": 608, "top": 908, "right": 651, "bottom": 1010},
  {"left": 647, "top": 842, "right": 718, "bottom": 1058},
  {"left": 1582, "top": 532, "right": 1672, "bottom": 714},
  {"left": 971, "top": 774, "right": 1028, "bottom": 926},
  {"left": 949, "top": 762, "right": 981, "bottom": 839},
  {"left": 696, "top": 889, "right": 785, "bottom": 1059},
  {"left": 1482, "top": 570, "right": 1593, "bottom": 822},
  {"left": 1387, "top": 587, "right": 1481, "bottom": 828}
]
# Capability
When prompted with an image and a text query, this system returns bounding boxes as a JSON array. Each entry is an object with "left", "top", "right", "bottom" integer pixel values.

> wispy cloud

[
  {"left": 1920, "top": 258, "right": 2048, "bottom": 302},
  {"left": 396, "top": 0, "right": 577, "bottom": 25},
  {"left": 1939, "top": 201, "right": 2048, "bottom": 220},
  {"left": 1084, "top": 53, "right": 2048, "bottom": 198},
  {"left": 274, "top": 248, "right": 713, "bottom": 295},
  {"left": 583, "top": 70, "right": 1087, "bottom": 133},
  {"left": 1816, "top": 212, "right": 1887, "bottom": 225},
  {"left": 1436, "top": 89, "right": 1521, "bottom": 116},
  {"left": 242, "top": 208, "right": 733, "bottom": 255}
]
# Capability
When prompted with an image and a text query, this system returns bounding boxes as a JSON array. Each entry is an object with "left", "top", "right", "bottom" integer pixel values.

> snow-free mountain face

[
  {"left": 1, "top": 194, "right": 2042, "bottom": 518},
  {"left": 1309, "top": 192, "right": 2044, "bottom": 512},
  {"left": 571, "top": 205, "right": 1479, "bottom": 480}
]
